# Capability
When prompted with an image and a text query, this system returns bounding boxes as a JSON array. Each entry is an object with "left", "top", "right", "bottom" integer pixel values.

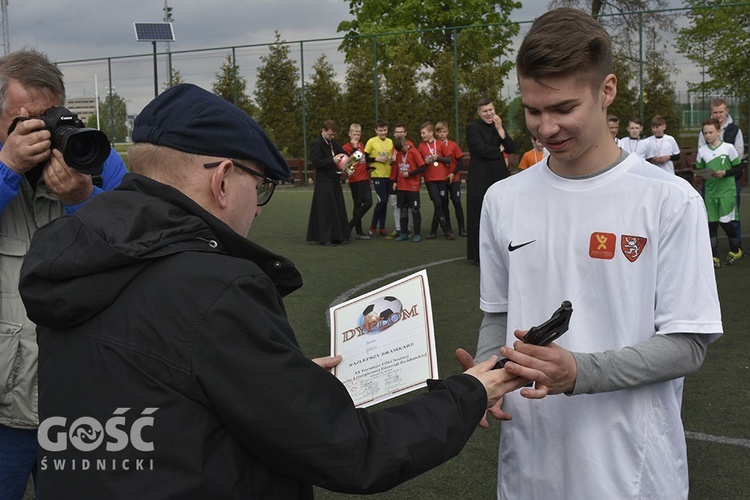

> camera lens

[{"left": 55, "top": 127, "right": 111, "bottom": 175}]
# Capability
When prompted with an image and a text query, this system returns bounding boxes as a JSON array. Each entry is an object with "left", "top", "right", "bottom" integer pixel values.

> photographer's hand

[
  {"left": 0, "top": 112, "right": 52, "bottom": 174},
  {"left": 44, "top": 149, "right": 93, "bottom": 206}
]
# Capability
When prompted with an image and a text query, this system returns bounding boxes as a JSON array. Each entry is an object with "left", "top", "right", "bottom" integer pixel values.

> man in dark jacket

[
  {"left": 465, "top": 98, "right": 517, "bottom": 263},
  {"left": 19, "top": 84, "right": 524, "bottom": 499}
]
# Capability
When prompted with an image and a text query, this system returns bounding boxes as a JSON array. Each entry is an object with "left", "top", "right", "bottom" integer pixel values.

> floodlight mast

[
  {"left": 1, "top": 0, "right": 9, "bottom": 56},
  {"left": 164, "top": 1, "right": 174, "bottom": 89}
]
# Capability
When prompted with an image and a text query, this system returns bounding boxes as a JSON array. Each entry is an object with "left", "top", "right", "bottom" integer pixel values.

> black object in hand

[{"left": 494, "top": 301, "right": 573, "bottom": 369}]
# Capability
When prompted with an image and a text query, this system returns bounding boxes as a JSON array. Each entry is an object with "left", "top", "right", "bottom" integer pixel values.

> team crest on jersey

[
  {"left": 589, "top": 232, "right": 616, "bottom": 259},
  {"left": 621, "top": 235, "right": 647, "bottom": 262}
]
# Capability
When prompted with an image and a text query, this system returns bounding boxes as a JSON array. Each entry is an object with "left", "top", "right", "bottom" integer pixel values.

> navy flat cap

[{"left": 132, "top": 83, "right": 290, "bottom": 181}]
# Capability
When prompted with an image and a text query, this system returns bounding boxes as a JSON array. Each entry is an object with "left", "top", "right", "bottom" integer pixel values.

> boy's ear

[{"left": 601, "top": 73, "right": 617, "bottom": 108}]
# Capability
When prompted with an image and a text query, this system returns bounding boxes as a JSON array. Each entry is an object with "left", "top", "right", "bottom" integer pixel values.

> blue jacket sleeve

[
  {"left": 64, "top": 148, "right": 127, "bottom": 214},
  {"left": 0, "top": 161, "right": 23, "bottom": 214}
]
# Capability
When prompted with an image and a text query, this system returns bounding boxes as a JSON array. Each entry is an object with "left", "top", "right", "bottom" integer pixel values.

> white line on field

[
  {"left": 328, "top": 257, "right": 465, "bottom": 312},
  {"left": 686, "top": 431, "right": 750, "bottom": 449}
]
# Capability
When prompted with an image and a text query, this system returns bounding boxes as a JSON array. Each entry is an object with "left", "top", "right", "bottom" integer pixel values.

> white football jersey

[
  {"left": 645, "top": 134, "right": 681, "bottom": 174},
  {"left": 480, "top": 154, "right": 721, "bottom": 499}
]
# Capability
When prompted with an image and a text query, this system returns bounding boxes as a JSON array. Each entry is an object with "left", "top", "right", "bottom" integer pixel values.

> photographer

[{"left": 0, "top": 49, "right": 126, "bottom": 500}]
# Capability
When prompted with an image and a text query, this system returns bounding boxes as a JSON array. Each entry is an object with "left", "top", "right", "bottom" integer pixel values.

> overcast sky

[
  {"left": 8, "top": 1, "right": 550, "bottom": 61},
  {"left": 4, "top": 1, "right": 686, "bottom": 114}
]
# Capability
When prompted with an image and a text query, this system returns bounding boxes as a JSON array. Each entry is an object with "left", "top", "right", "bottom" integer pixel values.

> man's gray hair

[{"left": 0, "top": 49, "right": 65, "bottom": 113}]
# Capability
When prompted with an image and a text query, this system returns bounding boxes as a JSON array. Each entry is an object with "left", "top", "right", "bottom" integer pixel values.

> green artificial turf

[{"left": 248, "top": 185, "right": 750, "bottom": 500}]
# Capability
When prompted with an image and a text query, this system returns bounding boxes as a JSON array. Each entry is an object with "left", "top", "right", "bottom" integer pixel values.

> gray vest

[{"left": 0, "top": 179, "right": 64, "bottom": 428}]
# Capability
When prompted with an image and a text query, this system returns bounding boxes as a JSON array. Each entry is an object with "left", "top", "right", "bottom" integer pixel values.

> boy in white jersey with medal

[
  {"left": 468, "top": 8, "right": 723, "bottom": 500},
  {"left": 618, "top": 116, "right": 657, "bottom": 160},
  {"left": 646, "top": 114, "right": 681, "bottom": 174}
]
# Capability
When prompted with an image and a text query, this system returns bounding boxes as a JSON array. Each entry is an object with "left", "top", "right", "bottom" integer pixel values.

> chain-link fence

[{"left": 56, "top": 4, "right": 750, "bottom": 181}]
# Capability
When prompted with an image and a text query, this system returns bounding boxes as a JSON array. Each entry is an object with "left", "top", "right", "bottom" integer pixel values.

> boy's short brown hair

[
  {"left": 435, "top": 121, "right": 449, "bottom": 131},
  {"left": 516, "top": 8, "right": 613, "bottom": 91},
  {"left": 703, "top": 117, "right": 720, "bottom": 130},
  {"left": 420, "top": 121, "right": 434, "bottom": 133},
  {"left": 651, "top": 115, "right": 666, "bottom": 127}
]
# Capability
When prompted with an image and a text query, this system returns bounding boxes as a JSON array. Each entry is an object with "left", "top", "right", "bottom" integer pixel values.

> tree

[
  {"left": 342, "top": 42, "right": 377, "bottom": 131},
  {"left": 99, "top": 92, "right": 128, "bottom": 143},
  {"left": 305, "top": 54, "right": 343, "bottom": 147},
  {"left": 676, "top": 2, "right": 750, "bottom": 107},
  {"left": 642, "top": 50, "right": 680, "bottom": 137},
  {"left": 379, "top": 35, "right": 425, "bottom": 133},
  {"left": 255, "top": 32, "right": 302, "bottom": 158},
  {"left": 338, "top": 0, "right": 521, "bottom": 131},
  {"left": 212, "top": 54, "right": 258, "bottom": 118},
  {"left": 163, "top": 68, "right": 184, "bottom": 90}
]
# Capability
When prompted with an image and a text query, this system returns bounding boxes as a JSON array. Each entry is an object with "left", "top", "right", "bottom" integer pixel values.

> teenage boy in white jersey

[
  {"left": 469, "top": 8, "right": 722, "bottom": 500},
  {"left": 618, "top": 116, "right": 657, "bottom": 160},
  {"left": 646, "top": 114, "right": 681, "bottom": 174}
]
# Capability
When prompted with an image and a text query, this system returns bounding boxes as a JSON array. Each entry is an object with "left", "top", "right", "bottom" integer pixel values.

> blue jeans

[{"left": 0, "top": 424, "right": 37, "bottom": 500}]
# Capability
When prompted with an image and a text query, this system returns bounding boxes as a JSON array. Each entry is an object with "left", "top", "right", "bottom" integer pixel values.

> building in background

[{"left": 66, "top": 96, "right": 97, "bottom": 123}]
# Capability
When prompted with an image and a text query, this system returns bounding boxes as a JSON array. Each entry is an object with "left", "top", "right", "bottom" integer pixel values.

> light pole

[
  {"left": 163, "top": 2, "right": 174, "bottom": 88},
  {"left": 1, "top": 0, "right": 9, "bottom": 55}
]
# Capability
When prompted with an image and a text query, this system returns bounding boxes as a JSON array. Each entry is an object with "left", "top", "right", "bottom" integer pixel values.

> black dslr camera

[{"left": 8, "top": 106, "right": 110, "bottom": 175}]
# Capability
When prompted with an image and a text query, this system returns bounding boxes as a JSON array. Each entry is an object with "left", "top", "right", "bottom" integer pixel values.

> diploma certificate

[{"left": 330, "top": 270, "right": 438, "bottom": 408}]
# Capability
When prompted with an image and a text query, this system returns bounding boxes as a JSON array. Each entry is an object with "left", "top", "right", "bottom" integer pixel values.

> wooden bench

[{"left": 286, "top": 158, "right": 313, "bottom": 186}]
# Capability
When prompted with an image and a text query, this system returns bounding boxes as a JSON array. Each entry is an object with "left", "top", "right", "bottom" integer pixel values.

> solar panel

[{"left": 133, "top": 22, "right": 175, "bottom": 42}]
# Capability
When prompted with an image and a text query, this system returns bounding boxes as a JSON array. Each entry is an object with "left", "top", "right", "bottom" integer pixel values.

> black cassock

[{"left": 306, "top": 134, "right": 350, "bottom": 244}]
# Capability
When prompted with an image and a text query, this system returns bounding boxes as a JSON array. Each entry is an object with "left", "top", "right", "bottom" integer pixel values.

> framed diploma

[{"left": 330, "top": 270, "right": 438, "bottom": 408}]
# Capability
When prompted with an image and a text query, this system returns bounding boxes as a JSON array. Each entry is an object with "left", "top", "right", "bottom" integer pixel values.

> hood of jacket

[{"left": 19, "top": 173, "right": 302, "bottom": 328}]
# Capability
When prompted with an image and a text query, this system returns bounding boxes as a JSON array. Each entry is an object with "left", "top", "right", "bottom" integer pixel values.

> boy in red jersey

[
  {"left": 342, "top": 123, "right": 373, "bottom": 239},
  {"left": 391, "top": 135, "right": 426, "bottom": 242},
  {"left": 419, "top": 122, "right": 455, "bottom": 240},
  {"left": 436, "top": 121, "right": 466, "bottom": 236}
]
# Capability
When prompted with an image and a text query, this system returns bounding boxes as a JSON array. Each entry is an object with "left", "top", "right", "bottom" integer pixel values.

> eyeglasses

[{"left": 203, "top": 160, "right": 278, "bottom": 206}]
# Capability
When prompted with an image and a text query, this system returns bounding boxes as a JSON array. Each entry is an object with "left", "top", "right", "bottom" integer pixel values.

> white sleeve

[{"left": 653, "top": 189, "right": 723, "bottom": 337}]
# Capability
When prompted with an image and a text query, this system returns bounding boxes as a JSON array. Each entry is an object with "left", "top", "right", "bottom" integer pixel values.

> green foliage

[
  {"left": 98, "top": 92, "right": 128, "bottom": 143},
  {"left": 212, "top": 54, "right": 259, "bottom": 118},
  {"left": 342, "top": 41, "right": 377, "bottom": 131},
  {"left": 337, "top": 0, "right": 521, "bottom": 134},
  {"left": 255, "top": 32, "right": 303, "bottom": 158},
  {"left": 610, "top": 52, "right": 641, "bottom": 127},
  {"left": 676, "top": 2, "right": 750, "bottom": 116},
  {"left": 642, "top": 51, "right": 681, "bottom": 137},
  {"left": 379, "top": 35, "right": 426, "bottom": 132},
  {"left": 305, "top": 54, "right": 343, "bottom": 147},
  {"left": 163, "top": 68, "right": 184, "bottom": 90}
]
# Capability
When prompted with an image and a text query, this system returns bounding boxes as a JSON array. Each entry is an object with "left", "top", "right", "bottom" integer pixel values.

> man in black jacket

[
  {"left": 19, "top": 84, "right": 524, "bottom": 499},
  {"left": 465, "top": 98, "right": 517, "bottom": 263}
]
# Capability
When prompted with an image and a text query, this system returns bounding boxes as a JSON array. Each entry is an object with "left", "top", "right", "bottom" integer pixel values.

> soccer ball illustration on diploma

[{"left": 358, "top": 296, "right": 403, "bottom": 334}]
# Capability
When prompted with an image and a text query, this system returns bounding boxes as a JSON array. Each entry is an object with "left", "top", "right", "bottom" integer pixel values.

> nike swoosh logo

[{"left": 508, "top": 240, "right": 536, "bottom": 252}]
